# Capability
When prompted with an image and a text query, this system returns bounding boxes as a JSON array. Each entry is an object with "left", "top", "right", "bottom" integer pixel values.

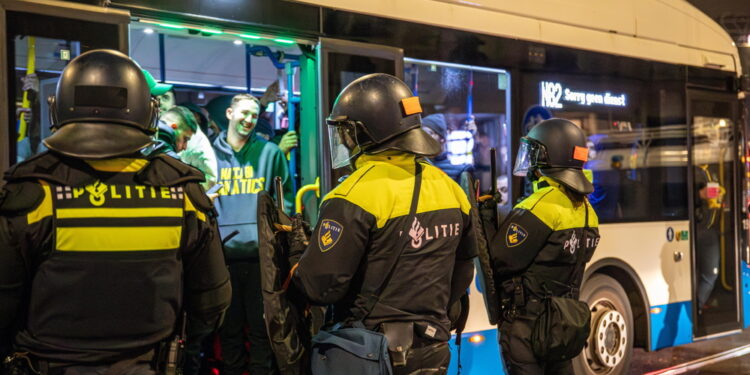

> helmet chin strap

[
  {"left": 348, "top": 146, "right": 365, "bottom": 170},
  {"left": 526, "top": 167, "right": 540, "bottom": 182}
]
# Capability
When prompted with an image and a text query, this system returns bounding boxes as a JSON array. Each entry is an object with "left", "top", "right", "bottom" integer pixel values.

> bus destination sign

[{"left": 540, "top": 81, "right": 627, "bottom": 109}]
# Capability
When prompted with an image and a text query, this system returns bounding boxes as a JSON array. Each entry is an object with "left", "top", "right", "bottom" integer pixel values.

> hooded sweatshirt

[
  {"left": 180, "top": 127, "right": 219, "bottom": 189},
  {"left": 212, "top": 131, "right": 293, "bottom": 260}
]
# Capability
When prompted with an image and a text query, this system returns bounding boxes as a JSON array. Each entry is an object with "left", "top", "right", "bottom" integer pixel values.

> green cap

[{"left": 142, "top": 69, "right": 173, "bottom": 96}]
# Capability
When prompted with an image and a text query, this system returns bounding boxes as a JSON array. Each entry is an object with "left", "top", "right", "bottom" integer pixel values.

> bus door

[
  {"left": 317, "top": 38, "right": 403, "bottom": 194},
  {"left": 0, "top": 0, "right": 129, "bottom": 175},
  {"left": 688, "top": 89, "right": 741, "bottom": 338}
]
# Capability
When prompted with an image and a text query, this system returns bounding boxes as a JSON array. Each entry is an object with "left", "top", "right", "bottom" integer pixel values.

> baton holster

[
  {"left": 381, "top": 322, "right": 414, "bottom": 368},
  {"left": 500, "top": 277, "right": 525, "bottom": 321}
]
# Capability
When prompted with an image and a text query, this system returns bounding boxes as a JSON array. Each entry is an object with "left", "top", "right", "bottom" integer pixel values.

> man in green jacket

[{"left": 212, "top": 93, "right": 293, "bottom": 375}]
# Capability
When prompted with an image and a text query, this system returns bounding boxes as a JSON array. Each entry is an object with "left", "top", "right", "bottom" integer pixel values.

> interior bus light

[
  {"left": 233, "top": 40, "right": 243, "bottom": 45},
  {"left": 143, "top": 28, "right": 154, "bottom": 34},
  {"left": 200, "top": 28, "right": 223, "bottom": 35},
  {"left": 240, "top": 34, "right": 262, "bottom": 40},
  {"left": 159, "top": 23, "right": 185, "bottom": 30},
  {"left": 468, "top": 334, "right": 485, "bottom": 344},
  {"left": 274, "top": 38, "right": 295, "bottom": 44}
]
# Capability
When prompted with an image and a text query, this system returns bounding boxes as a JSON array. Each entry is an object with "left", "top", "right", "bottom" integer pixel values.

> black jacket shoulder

[
  {"left": 0, "top": 181, "right": 44, "bottom": 215},
  {"left": 5, "top": 152, "right": 95, "bottom": 186}
]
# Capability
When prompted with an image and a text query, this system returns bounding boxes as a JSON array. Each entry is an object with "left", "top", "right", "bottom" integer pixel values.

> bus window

[
  {"left": 4, "top": 9, "right": 126, "bottom": 170},
  {"left": 404, "top": 59, "right": 510, "bottom": 204},
  {"left": 14, "top": 36, "right": 80, "bottom": 164},
  {"left": 525, "top": 75, "right": 688, "bottom": 223}
]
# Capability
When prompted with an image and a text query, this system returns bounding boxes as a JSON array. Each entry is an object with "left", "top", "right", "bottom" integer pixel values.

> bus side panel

[
  {"left": 742, "top": 261, "right": 750, "bottom": 328},
  {"left": 590, "top": 221, "right": 693, "bottom": 350},
  {"left": 649, "top": 301, "right": 693, "bottom": 350},
  {"left": 446, "top": 271, "right": 505, "bottom": 374},
  {"left": 448, "top": 329, "right": 505, "bottom": 375}
]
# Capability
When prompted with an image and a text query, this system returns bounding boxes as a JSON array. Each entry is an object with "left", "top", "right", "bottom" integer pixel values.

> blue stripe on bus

[
  {"left": 448, "top": 329, "right": 506, "bottom": 374},
  {"left": 650, "top": 301, "right": 693, "bottom": 350},
  {"left": 742, "top": 261, "right": 750, "bottom": 329}
]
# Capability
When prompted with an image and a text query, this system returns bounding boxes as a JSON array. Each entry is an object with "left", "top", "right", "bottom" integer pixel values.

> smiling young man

[{"left": 211, "top": 93, "right": 293, "bottom": 375}]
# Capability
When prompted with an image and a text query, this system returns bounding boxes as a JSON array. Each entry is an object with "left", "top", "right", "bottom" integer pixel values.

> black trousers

[
  {"left": 183, "top": 316, "right": 215, "bottom": 375},
  {"left": 5, "top": 356, "right": 154, "bottom": 375},
  {"left": 499, "top": 316, "right": 573, "bottom": 375},
  {"left": 52, "top": 364, "right": 154, "bottom": 375},
  {"left": 219, "top": 262, "right": 277, "bottom": 375},
  {"left": 392, "top": 342, "right": 450, "bottom": 375}
]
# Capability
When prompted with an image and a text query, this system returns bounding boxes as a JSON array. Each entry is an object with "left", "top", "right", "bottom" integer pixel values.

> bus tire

[{"left": 573, "top": 274, "right": 633, "bottom": 375}]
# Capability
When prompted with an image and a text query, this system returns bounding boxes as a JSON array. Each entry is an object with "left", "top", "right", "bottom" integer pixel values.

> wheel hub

[{"left": 592, "top": 308, "right": 627, "bottom": 369}]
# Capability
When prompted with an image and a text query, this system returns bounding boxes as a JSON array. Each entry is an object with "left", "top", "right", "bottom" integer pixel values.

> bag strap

[{"left": 354, "top": 159, "right": 423, "bottom": 322}]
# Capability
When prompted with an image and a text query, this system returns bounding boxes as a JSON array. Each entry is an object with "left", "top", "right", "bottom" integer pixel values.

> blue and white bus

[{"left": 1, "top": 0, "right": 746, "bottom": 374}]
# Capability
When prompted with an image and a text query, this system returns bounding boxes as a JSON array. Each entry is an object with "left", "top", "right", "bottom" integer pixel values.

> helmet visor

[
  {"left": 328, "top": 124, "right": 354, "bottom": 169},
  {"left": 513, "top": 139, "right": 535, "bottom": 177}
]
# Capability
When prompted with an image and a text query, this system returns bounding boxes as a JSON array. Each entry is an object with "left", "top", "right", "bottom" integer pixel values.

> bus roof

[{"left": 293, "top": 0, "right": 741, "bottom": 75}]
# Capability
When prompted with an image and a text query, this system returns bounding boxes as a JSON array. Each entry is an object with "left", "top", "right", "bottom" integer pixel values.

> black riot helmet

[
  {"left": 44, "top": 49, "right": 158, "bottom": 159},
  {"left": 326, "top": 73, "right": 441, "bottom": 168},
  {"left": 513, "top": 118, "right": 594, "bottom": 194}
]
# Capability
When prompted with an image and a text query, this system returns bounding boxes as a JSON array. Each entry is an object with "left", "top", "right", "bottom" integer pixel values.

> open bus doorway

[
  {"left": 129, "top": 20, "right": 309, "bottom": 193},
  {"left": 128, "top": 20, "right": 316, "bottom": 375},
  {"left": 688, "top": 90, "right": 741, "bottom": 339}
]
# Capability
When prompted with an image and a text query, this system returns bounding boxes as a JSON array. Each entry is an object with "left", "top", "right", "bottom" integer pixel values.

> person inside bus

[
  {"left": 143, "top": 69, "right": 219, "bottom": 186},
  {"left": 158, "top": 87, "right": 177, "bottom": 114},
  {"left": 256, "top": 111, "right": 299, "bottom": 157},
  {"left": 489, "top": 118, "right": 599, "bottom": 374},
  {"left": 258, "top": 82, "right": 299, "bottom": 158},
  {"left": 695, "top": 164, "right": 722, "bottom": 312},
  {"left": 422, "top": 113, "right": 474, "bottom": 182},
  {"left": 16, "top": 72, "right": 43, "bottom": 163},
  {"left": 147, "top": 119, "right": 185, "bottom": 160},
  {"left": 180, "top": 101, "right": 216, "bottom": 140},
  {"left": 212, "top": 93, "right": 294, "bottom": 375},
  {"left": 142, "top": 69, "right": 174, "bottom": 114},
  {"left": 206, "top": 94, "right": 233, "bottom": 141},
  {"left": 160, "top": 106, "right": 219, "bottom": 188},
  {"left": 519, "top": 105, "right": 553, "bottom": 200}
]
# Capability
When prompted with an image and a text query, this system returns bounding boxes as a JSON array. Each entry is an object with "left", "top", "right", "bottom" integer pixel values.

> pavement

[{"left": 629, "top": 329, "right": 750, "bottom": 374}]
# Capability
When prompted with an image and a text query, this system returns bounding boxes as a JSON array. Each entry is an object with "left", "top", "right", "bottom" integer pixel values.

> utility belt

[
  {"left": 499, "top": 277, "right": 579, "bottom": 321},
  {"left": 2, "top": 350, "right": 155, "bottom": 375},
  {"left": 3, "top": 326, "right": 185, "bottom": 375}
]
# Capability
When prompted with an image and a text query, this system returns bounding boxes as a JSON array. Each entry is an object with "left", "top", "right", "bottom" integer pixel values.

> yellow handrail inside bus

[
  {"left": 17, "top": 36, "right": 36, "bottom": 142},
  {"left": 295, "top": 177, "right": 319, "bottom": 215},
  {"left": 718, "top": 147, "right": 732, "bottom": 291}
]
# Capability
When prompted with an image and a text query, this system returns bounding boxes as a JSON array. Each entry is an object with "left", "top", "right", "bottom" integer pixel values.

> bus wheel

[{"left": 573, "top": 274, "right": 633, "bottom": 375}]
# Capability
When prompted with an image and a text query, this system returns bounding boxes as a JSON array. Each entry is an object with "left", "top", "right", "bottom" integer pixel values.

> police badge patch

[
  {"left": 319, "top": 219, "right": 344, "bottom": 252},
  {"left": 506, "top": 223, "right": 528, "bottom": 247}
]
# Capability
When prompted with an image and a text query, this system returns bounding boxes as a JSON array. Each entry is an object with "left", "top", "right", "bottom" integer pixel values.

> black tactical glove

[
  {"left": 288, "top": 214, "right": 310, "bottom": 265},
  {"left": 477, "top": 193, "right": 500, "bottom": 241}
]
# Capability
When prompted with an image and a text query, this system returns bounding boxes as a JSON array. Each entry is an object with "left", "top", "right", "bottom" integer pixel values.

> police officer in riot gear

[
  {"left": 489, "top": 118, "right": 600, "bottom": 374},
  {"left": 291, "top": 73, "right": 478, "bottom": 374},
  {"left": 0, "top": 49, "right": 231, "bottom": 375}
]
